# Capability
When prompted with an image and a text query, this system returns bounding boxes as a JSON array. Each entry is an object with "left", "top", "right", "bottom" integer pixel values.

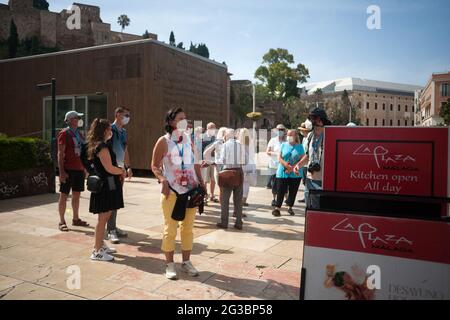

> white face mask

[
  {"left": 176, "top": 119, "right": 188, "bottom": 132},
  {"left": 122, "top": 116, "right": 130, "bottom": 125},
  {"left": 288, "top": 136, "right": 295, "bottom": 144},
  {"left": 305, "top": 119, "right": 313, "bottom": 131},
  {"left": 77, "top": 119, "right": 84, "bottom": 127}
]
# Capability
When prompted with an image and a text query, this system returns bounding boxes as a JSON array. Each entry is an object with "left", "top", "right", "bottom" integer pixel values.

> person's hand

[
  {"left": 59, "top": 171, "right": 68, "bottom": 184},
  {"left": 120, "top": 168, "right": 126, "bottom": 181},
  {"left": 285, "top": 165, "right": 293, "bottom": 174},
  {"left": 161, "top": 179, "right": 170, "bottom": 198},
  {"left": 293, "top": 165, "right": 300, "bottom": 175},
  {"left": 127, "top": 168, "right": 133, "bottom": 180},
  {"left": 200, "top": 160, "right": 209, "bottom": 168}
]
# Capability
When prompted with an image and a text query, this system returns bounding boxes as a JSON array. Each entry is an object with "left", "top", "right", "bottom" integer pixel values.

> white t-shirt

[{"left": 267, "top": 136, "right": 283, "bottom": 169}]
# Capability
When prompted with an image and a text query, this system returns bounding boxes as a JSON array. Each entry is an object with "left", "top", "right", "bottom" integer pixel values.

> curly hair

[{"left": 86, "top": 118, "right": 110, "bottom": 160}]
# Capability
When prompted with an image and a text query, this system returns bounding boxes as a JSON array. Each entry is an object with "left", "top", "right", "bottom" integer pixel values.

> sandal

[
  {"left": 59, "top": 222, "right": 69, "bottom": 232},
  {"left": 72, "top": 219, "right": 89, "bottom": 227}
]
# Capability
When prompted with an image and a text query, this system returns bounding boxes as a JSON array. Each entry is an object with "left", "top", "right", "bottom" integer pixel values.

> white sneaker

[
  {"left": 102, "top": 244, "right": 116, "bottom": 254},
  {"left": 181, "top": 260, "right": 199, "bottom": 277},
  {"left": 90, "top": 248, "right": 114, "bottom": 261},
  {"left": 165, "top": 262, "right": 178, "bottom": 280},
  {"left": 108, "top": 230, "right": 120, "bottom": 244}
]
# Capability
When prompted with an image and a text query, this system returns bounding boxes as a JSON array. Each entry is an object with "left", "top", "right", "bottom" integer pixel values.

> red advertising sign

[
  {"left": 323, "top": 127, "right": 449, "bottom": 198},
  {"left": 302, "top": 211, "right": 450, "bottom": 300},
  {"left": 305, "top": 211, "right": 450, "bottom": 264}
]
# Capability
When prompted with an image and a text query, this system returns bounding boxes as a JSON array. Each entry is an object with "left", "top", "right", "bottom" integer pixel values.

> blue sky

[{"left": 4, "top": 0, "right": 450, "bottom": 86}]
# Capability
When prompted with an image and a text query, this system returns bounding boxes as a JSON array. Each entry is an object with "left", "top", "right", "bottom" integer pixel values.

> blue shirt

[
  {"left": 110, "top": 123, "right": 127, "bottom": 167},
  {"left": 276, "top": 142, "right": 305, "bottom": 179}
]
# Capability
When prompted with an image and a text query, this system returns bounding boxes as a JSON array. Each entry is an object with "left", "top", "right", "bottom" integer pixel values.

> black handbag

[{"left": 87, "top": 175, "right": 104, "bottom": 193}]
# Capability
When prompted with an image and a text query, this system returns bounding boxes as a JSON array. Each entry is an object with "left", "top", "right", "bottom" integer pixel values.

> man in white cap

[
  {"left": 266, "top": 124, "right": 287, "bottom": 206},
  {"left": 56, "top": 110, "right": 89, "bottom": 232}
]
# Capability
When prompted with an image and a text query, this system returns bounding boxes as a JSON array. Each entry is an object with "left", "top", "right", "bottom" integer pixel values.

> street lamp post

[{"left": 37, "top": 78, "right": 56, "bottom": 193}]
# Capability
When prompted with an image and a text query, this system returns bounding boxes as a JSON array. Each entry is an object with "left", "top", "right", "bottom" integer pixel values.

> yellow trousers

[{"left": 160, "top": 193, "right": 196, "bottom": 252}]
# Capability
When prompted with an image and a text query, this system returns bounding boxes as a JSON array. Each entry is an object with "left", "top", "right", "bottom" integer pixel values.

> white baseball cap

[{"left": 64, "top": 110, "right": 84, "bottom": 121}]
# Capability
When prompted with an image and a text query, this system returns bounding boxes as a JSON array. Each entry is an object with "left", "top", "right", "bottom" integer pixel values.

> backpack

[{"left": 62, "top": 128, "right": 94, "bottom": 174}]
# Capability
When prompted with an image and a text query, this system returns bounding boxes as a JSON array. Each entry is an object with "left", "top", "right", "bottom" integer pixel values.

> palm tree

[{"left": 117, "top": 15, "right": 130, "bottom": 33}]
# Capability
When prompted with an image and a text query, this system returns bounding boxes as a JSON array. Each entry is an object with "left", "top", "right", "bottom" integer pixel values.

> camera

[{"left": 307, "top": 161, "right": 321, "bottom": 173}]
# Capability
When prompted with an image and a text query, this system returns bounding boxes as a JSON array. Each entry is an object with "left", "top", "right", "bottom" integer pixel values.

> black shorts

[{"left": 60, "top": 170, "right": 85, "bottom": 194}]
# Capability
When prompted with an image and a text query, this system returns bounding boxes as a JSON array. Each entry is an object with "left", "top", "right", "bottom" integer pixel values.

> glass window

[
  {"left": 43, "top": 97, "right": 73, "bottom": 142},
  {"left": 390, "top": 119, "right": 393, "bottom": 126},
  {"left": 366, "top": 102, "right": 369, "bottom": 110},
  {"left": 374, "top": 119, "right": 377, "bottom": 126},
  {"left": 390, "top": 104, "right": 393, "bottom": 111},
  {"left": 383, "top": 103, "right": 385, "bottom": 110},
  {"left": 375, "top": 103, "right": 378, "bottom": 110},
  {"left": 405, "top": 105, "right": 408, "bottom": 112},
  {"left": 442, "top": 83, "right": 449, "bottom": 97},
  {"left": 366, "top": 118, "right": 369, "bottom": 126}
]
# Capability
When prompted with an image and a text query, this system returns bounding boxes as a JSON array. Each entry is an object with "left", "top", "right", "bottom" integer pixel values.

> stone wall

[
  {"left": 39, "top": 9, "right": 57, "bottom": 47},
  {"left": 0, "top": 0, "right": 151, "bottom": 51}
]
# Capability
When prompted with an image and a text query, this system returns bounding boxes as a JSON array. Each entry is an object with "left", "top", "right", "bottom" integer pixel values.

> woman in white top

[
  {"left": 203, "top": 126, "right": 227, "bottom": 187},
  {"left": 151, "top": 107, "right": 205, "bottom": 280},
  {"left": 237, "top": 128, "right": 256, "bottom": 207}
]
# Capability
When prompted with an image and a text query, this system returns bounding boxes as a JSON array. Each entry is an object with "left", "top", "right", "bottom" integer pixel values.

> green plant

[{"left": 0, "top": 137, "right": 51, "bottom": 172}]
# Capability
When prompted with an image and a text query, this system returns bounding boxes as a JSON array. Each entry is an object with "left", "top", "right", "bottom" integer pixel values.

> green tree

[
  {"left": 7, "top": 19, "right": 18, "bottom": 58},
  {"left": 283, "top": 97, "right": 310, "bottom": 129},
  {"left": 169, "top": 31, "right": 176, "bottom": 46},
  {"left": 232, "top": 91, "right": 253, "bottom": 126},
  {"left": 254, "top": 48, "right": 310, "bottom": 101},
  {"left": 188, "top": 42, "right": 210, "bottom": 58},
  {"left": 143, "top": 30, "right": 150, "bottom": 39},
  {"left": 439, "top": 99, "right": 450, "bottom": 126},
  {"left": 117, "top": 15, "right": 130, "bottom": 33},
  {"left": 33, "top": 0, "right": 49, "bottom": 10},
  {"left": 176, "top": 42, "right": 185, "bottom": 49}
]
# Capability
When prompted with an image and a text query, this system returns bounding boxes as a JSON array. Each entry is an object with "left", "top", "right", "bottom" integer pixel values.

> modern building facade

[
  {"left": 416, "top": 71, "right": 450, "bottom": 126},
  {"left": 0, "top": 39, "right": 229, "bottom": 170},
  {"left": 300, "top": 77, "right": 423, "bottom": 127}
]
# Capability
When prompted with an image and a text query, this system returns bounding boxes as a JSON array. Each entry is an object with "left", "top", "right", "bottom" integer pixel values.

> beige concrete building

[
  {"left": 416, "top": 71, "right": 450, "bottom": 126},
  {"left": 300, "top": 78, "right": 422, "bottom": 127},
  {"left": 0, "top": 0, "right": 157, "bottom": 51}
]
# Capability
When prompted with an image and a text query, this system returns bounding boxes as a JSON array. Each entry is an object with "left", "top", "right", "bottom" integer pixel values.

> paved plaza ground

[{"left": 0, "top": 176, "right": 305, "bottom": 300}]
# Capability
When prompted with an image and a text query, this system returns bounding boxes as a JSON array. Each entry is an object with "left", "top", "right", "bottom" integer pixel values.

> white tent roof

[{"left": 300, "top": 77, "right": 423, "bottom": 95}]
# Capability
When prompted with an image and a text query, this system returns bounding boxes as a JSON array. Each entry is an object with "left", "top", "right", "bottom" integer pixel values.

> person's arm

[
  {"left": 124, "top": 146, "right": 133, "bottom": 178},
  {"left": 266, "top": 139, "right": 274, "bottom": 156},
  {"left": 277, "top": 149, "right": 293, "bottom": 173},
  {"left": 98, "top": 148, "right": 125, "bottom": 176},
  {"left": 203, "top": 141, "right": 216, "bottom": 164},
  {"left": 195, "top": 163, "right": 205, "bottom": 188},
  {"left": 57, "top": 133, "right": 68, "bottom": 183},
  {"left": 294, "top": 154, "right": 309, "bottom": 173},
  {"left": 151, "top": 137, "right": 170, "bottom": 197}
]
